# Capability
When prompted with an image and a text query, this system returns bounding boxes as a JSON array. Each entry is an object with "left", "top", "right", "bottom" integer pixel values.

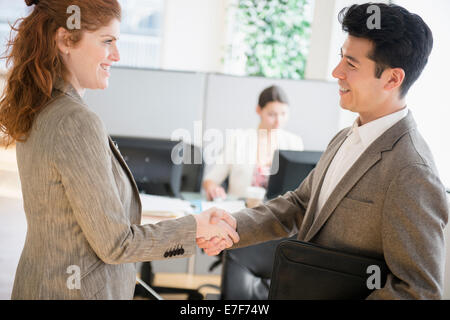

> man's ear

[
  {"left": 55, "top": 27, "right": 72, "bottom": 55},
  {"left": 384, "top": 68, "right": 405, "bottom": 91}
]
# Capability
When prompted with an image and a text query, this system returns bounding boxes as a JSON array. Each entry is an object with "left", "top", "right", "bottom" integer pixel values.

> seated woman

[{"left": 202, "top": 85, "right": 304, "bottom": 201}]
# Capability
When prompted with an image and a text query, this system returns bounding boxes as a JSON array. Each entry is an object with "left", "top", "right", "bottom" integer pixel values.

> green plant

[{"left": 234, "top": 0, "right": 312, "bottom": 79}]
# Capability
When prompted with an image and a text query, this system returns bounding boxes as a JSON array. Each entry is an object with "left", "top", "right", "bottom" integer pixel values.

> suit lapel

[
  {"left": 303, "top": 111, "right": 417, "bottom": 241},
  {"left": 304, "top": 151, "right": 382, "bottom": 241},
  {"left": 298, "top": 130, "right": 349, "bottom": 239},
  {"left": 108, "top": 136, "right": 142, "bottom": 214}
]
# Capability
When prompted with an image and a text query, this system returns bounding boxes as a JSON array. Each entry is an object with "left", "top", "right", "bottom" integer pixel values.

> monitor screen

[
  {"left": 111, "top": 136, "right": 183, "bottom": 198},
  {"left": 266, "top": 150, "right": 323, "bottom": 200}
]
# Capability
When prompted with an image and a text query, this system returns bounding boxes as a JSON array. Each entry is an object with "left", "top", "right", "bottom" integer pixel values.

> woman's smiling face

[{"left": 58, "top": 18, "right": 121, "bottom": 95}]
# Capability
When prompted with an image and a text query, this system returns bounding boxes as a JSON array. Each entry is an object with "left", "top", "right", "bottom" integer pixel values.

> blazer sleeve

[
  {"left": 367, "top": 164, "right": 449, "bottom": 300},
  {"left": 230, "top": 167, "right": 315, "bottom": 248},
  {"left": 52, "top": 106, "right": 197, "bottom": 265},
  {"left": 229, "top": 128, "right": 348, "bottom": 249}
]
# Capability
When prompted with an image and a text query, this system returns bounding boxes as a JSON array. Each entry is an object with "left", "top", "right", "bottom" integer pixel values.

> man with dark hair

[
  {"left": 338, "top": 3, "right": 433, "bottom": 99},
  {"left": 198, "top": 3, "right": 449, "bottom": 299}
]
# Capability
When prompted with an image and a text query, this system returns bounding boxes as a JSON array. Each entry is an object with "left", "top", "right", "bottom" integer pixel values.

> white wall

[
  {"left": 392, "top": 0, "right": 450, "bottom": 189},
  {"left": 84, "top": 68, "right": 207, "bottom": 141},
  {"left": 160, "top": 0, "right": 229, "bottom": 73}
]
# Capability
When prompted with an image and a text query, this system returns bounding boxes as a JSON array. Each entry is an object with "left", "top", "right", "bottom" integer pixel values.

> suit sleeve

[
  {"left": 367, "top": 164, "right": 449, "bottom": 300},
  {"left": 231, "top": 167, "right": 315, "bottom": 248},
  {"left": 229, "top": 128, "right": 349, "bottom": 249},
  {"left": 52, "top": 106, "right": 197, "bottom": 264}
]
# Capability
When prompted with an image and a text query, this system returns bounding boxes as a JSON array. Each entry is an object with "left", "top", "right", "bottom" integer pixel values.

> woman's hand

[{"left": 203, "top": 180, "right": 227, "bottom": 201}]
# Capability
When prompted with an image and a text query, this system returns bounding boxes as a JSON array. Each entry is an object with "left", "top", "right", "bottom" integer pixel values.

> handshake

[{"left": 193, "top": 208, "right": 240, "bottom": 256}]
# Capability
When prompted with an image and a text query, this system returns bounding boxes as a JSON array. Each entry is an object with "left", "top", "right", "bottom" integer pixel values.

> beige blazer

[
  {"left": 204, "top": 128, "right": 304, "bottom": 198},
  {"left": 232, "top": 111, "right": 449, "bottom": 299},
  {"left": 12, "top": 81, "right": 197, "bottom": 300}
]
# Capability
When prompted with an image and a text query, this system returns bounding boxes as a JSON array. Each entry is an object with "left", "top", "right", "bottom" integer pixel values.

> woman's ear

[
  {"left": 55, "top": 27, "right": 72, "bottom": 55},
  {"left": 256, "top": 105, "right": 262, "bottom": 115}
]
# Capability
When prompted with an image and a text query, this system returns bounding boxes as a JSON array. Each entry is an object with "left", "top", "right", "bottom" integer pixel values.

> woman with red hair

[{"left": 0, "top": 0, "right": 238, "bottom": 300}]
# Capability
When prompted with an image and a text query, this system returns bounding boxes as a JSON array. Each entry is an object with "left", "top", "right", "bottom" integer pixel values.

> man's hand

[{"left": 195, "top": 208, "right": 239, "bottom": 256}]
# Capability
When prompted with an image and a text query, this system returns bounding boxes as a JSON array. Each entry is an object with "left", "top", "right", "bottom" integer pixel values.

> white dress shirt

[
  {"left": 204, "top": 129, "right": 304, "bottom": 198},
  {"left": 315, "top": 108, "right": 409, "bottom": 219}
]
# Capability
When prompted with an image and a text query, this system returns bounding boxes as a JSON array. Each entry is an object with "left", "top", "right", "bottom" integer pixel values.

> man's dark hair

[
  {"left": 258, "top": 85, "right": 289, "bottom": 109},
  {"left": 339, "top": 3, "right": 433, "bottom": 98}
]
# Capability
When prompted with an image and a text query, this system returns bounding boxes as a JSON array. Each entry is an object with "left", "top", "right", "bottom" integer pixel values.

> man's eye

[
  {"left": 104, "top": 40, "right": 113, "bottom": 45},
  {"left": 347, "top": 61, "right": 355, "bottom": 68}
]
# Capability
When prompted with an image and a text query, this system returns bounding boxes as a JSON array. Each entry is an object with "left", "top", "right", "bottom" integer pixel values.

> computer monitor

[
  {"left": 111, "top": 136, "right": 183, "bottom": 198},
  {"left": 266, "top": 150, "right": 323, "bottom": 200}
]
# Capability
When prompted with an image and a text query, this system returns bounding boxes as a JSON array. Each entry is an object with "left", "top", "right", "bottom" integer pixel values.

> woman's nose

[{"left": 110, "top": 45, "right": 120, "bottom": 62}]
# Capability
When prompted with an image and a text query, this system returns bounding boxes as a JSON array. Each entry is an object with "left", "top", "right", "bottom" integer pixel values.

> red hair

[{"left": 0, "top": 0, "right": 121, "bottom": 146}]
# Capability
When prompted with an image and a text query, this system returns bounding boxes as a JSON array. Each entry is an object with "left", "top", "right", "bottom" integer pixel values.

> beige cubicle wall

[{"left": 84, "top": 67, "right": 341, "bottom": 151}]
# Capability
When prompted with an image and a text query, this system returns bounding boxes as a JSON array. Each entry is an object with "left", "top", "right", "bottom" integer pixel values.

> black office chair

[{"left": 217, "top": 236, "right": 297, "bottom": 300}]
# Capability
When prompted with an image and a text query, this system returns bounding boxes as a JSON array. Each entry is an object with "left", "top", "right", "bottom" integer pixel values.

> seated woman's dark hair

[{"left": 258, "top": 85, "right": 289, "bottom": 109}]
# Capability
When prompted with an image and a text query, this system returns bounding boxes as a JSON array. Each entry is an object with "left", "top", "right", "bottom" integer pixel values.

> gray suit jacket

[
  {"left": 233, "top": 111, "right": 449, "bottom": 299},
  {"left": 12, "top": 81, "right": 197, "bottom": 300}
]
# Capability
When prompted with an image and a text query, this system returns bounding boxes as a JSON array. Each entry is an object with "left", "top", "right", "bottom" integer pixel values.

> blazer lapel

[
  {"left": 303, "top": 111, "right": 417, "bottom": 242},
  {"left": 108, "top": 136, "right": 142, "bottom": 214},
  {"left": 298, "top": 130, "right": 349, "bottom": 240},
  {"left": 304, "top": 151, "right": 382, "bottom": 241}
]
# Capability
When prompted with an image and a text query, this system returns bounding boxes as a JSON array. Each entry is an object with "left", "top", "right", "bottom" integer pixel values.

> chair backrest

[{"left": 220, "top": 236, "right": 296, "bottom": 300}]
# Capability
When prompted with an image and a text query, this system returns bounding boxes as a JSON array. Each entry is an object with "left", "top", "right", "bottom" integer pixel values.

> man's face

[{"left": 332, "top": 36, "right": 388, "bottom": 118}]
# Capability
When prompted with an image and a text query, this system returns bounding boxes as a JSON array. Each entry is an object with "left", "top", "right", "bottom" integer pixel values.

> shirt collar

[
  {"left": 52, "top": 78, "right": 84, "bottom": 104},
  {"left": 347, "top": 108, "right": 409, "bottom": 148}
]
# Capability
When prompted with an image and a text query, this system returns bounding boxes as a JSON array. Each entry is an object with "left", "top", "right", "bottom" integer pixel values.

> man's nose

[{"left": 332, "top": 61, "right": 345, "bottom": 80}]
